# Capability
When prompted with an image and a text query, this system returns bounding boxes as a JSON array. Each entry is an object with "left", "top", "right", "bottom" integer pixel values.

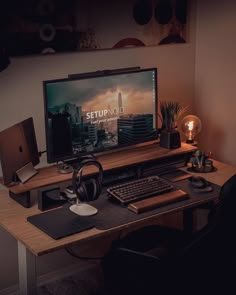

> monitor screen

[
  {"left": 0, "top": 117, "right": 39, "bottom": 184},
  {"left": 43, "top": 67, "right": 158, "bottom": 163}
]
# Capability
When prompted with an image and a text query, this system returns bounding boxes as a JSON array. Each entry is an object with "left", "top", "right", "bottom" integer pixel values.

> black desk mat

[
  {"left": 27, "top": 178, "right": 221, "bottom": 239},
  {"left": 91, "top": 179, "right": 221, "bottom": 229},
  {"left": 27, "top": 208, "right": 94, "bottom": 240}
]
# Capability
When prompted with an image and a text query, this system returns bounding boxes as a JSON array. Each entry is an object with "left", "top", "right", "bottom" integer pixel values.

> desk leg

[{"left": 18, "top": 241, "right": 37, "bottom": 295}]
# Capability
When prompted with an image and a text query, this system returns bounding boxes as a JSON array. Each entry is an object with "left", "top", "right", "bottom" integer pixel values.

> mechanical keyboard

[{"left": 106, "top": 175, "right": 174, "bottom": 205}]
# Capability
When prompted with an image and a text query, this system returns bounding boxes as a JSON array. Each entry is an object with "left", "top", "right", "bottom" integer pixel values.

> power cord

[
  {"left": 65, "top": 230, "right": 124, "bottom": 260},
  {"left": 65, "top": 247, "right": 105, "bottom": 260},
  {"left": 38, "top": 150, "right": 47, "bottom": 157}
]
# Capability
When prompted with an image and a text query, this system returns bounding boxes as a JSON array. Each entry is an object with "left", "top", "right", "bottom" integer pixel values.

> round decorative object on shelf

[
  {"left": 187, "top": 165, "right": 217, "bottom": 173},
  {"left": 187, "top": 152, "right": 217, "bottom": 173},
  {"left": 39, "top": 23, "right": 56, "bottom": 42}
]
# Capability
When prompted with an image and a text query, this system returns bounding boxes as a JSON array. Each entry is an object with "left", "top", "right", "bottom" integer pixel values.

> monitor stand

[
  {"left": 57, "top": 163, "right": 73, "bottom": 174},
  {"left": 57, "top": 154, "right": 97, "bottom": 174}
]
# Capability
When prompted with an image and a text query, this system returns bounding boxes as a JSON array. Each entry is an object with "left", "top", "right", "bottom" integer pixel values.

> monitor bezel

[{"left": 43, "top": 67, "right": 158, "bottom": 164}]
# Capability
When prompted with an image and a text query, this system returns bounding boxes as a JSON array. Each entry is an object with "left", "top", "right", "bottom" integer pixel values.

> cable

[
  {"left": 65, "top": 230, "right": 124, "bottom": 260},
  {"left": 38, "top": 150, "right": 47, "bottom": 157},
  {"left": 65, "top": 247, "right": 105, "bottom": 260}
]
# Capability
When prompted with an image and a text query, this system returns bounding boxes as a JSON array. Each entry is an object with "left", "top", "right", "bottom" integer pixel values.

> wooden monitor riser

[{"left": 2, "top": 142, "right": 197, "bottom": 207}]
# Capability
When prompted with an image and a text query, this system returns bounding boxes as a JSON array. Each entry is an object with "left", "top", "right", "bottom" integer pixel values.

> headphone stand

[{"left": 69, "top": 199, "right": 98, "bottom": 216}]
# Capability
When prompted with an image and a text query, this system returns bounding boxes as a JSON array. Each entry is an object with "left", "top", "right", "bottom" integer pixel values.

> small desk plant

[
  {"left": 187, "top": 150, "right": 216, "bottom": 172},
  {"left": 159, "top": 101, "right": 188, "bottom": 149}
]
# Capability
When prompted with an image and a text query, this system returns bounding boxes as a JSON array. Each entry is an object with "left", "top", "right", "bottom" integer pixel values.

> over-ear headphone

[{"left": 72, "top": 159, "right": 103, "bottom": 202}]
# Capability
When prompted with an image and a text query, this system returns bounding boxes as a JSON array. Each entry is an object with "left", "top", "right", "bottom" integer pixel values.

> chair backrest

[
  {"left": 195, "top": 174, "right": 236, "bottom": 255},
  {"left": 219, "top": 174, "right": 236, "bottom": 220},
  {"left": 216, "top": 174, "right": 236, "bottom": 246}
]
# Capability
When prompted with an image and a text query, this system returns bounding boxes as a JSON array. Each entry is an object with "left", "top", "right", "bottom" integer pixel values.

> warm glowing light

[
  {"left": 181, "top": 115, "right": 202, "bottom": 143},
  {"left": 187, "top": 121, "right": 194, "bottom": 131}
]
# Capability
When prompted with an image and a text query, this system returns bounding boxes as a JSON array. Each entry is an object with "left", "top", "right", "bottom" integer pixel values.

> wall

[
  {"left": 195, "top": 0, "right": 236, "bottom": 165},
  {"left": 0, "top": 4, "right": 196, "bottom": 291},
  {"left": 0, "top": 43, "right": 196, "bottom": 169}
]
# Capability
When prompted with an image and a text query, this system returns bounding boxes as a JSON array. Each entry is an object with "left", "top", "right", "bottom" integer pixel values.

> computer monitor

[
  {"left": 43, "top": 67, "right": 158, "bottom": 164},
  {"left": 0, "top": 117, "right": 39, "bottom": 184}
]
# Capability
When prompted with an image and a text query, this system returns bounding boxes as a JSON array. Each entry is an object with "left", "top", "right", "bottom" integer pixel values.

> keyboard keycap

[{"left": 107, "top": 176, "right": 174, "bottom": 205}]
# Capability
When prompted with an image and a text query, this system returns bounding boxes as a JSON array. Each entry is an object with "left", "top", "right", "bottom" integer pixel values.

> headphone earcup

[
  {"left": 72, "top": 159, "right": 103, "bottom": 202},
  {"left": 89, "top": 178, "right": 97, "bottom": 201},
  {"left": 84, "top": 178, "right": 98, "bottom": 201},
  {"left": 77, "top": 181, "right": 89, "bottom": 202},
  {"left": 94, "top": 177, "right": 102, "bottom": 199}
]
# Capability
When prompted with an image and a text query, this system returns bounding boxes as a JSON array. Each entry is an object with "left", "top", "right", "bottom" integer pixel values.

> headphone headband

[{"left": 72, "top": 159, "right": 103, "bottom": 201}]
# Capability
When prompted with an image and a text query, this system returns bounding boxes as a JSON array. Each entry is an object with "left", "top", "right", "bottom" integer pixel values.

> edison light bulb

[{"left": 181, "top": 115, "right": 202, "bottom": 143}]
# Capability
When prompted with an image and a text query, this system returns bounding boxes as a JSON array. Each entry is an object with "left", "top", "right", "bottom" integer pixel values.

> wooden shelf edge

[{"left": 4, "top": 142, "right": 197, "bottom": 195}]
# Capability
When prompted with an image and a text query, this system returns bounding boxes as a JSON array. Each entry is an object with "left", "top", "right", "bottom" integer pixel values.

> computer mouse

[{"left": 189, "top": 176, "right": 209, "bottom": 189}]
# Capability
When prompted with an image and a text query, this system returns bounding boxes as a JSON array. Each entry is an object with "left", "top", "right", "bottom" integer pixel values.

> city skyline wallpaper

[
  {"left": 44, "top": 69, "right": 158, "bottom": 162},
  {"left": 46, "top": 70, "right": 156, "bottom": 116}
]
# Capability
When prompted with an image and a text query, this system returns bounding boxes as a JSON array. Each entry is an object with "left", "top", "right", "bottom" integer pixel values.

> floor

[{"left": 38, "top": 262, "right": 107, "bottom": 295}]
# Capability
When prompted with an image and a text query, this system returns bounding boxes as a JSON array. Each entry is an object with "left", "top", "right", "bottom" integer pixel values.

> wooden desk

[
  {"left": 5, "top": 142, "right": 196, "bottom": 208},
  {"left": 0, "top": 156, "right": 235, "bottom": 294}
]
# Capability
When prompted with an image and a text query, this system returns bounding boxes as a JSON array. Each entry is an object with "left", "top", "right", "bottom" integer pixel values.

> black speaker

[{"left": 72, "top": 159, "right": 103, "bottom": 203}]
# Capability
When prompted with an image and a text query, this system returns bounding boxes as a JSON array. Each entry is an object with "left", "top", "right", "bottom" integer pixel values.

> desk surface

[{"left": 0, "top": 159, "right": 235, "bottom": 257}]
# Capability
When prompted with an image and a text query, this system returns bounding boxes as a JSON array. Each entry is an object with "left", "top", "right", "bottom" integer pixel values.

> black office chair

[{"left": 102, "top": 174, "right": 236, "bottom": 295}]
